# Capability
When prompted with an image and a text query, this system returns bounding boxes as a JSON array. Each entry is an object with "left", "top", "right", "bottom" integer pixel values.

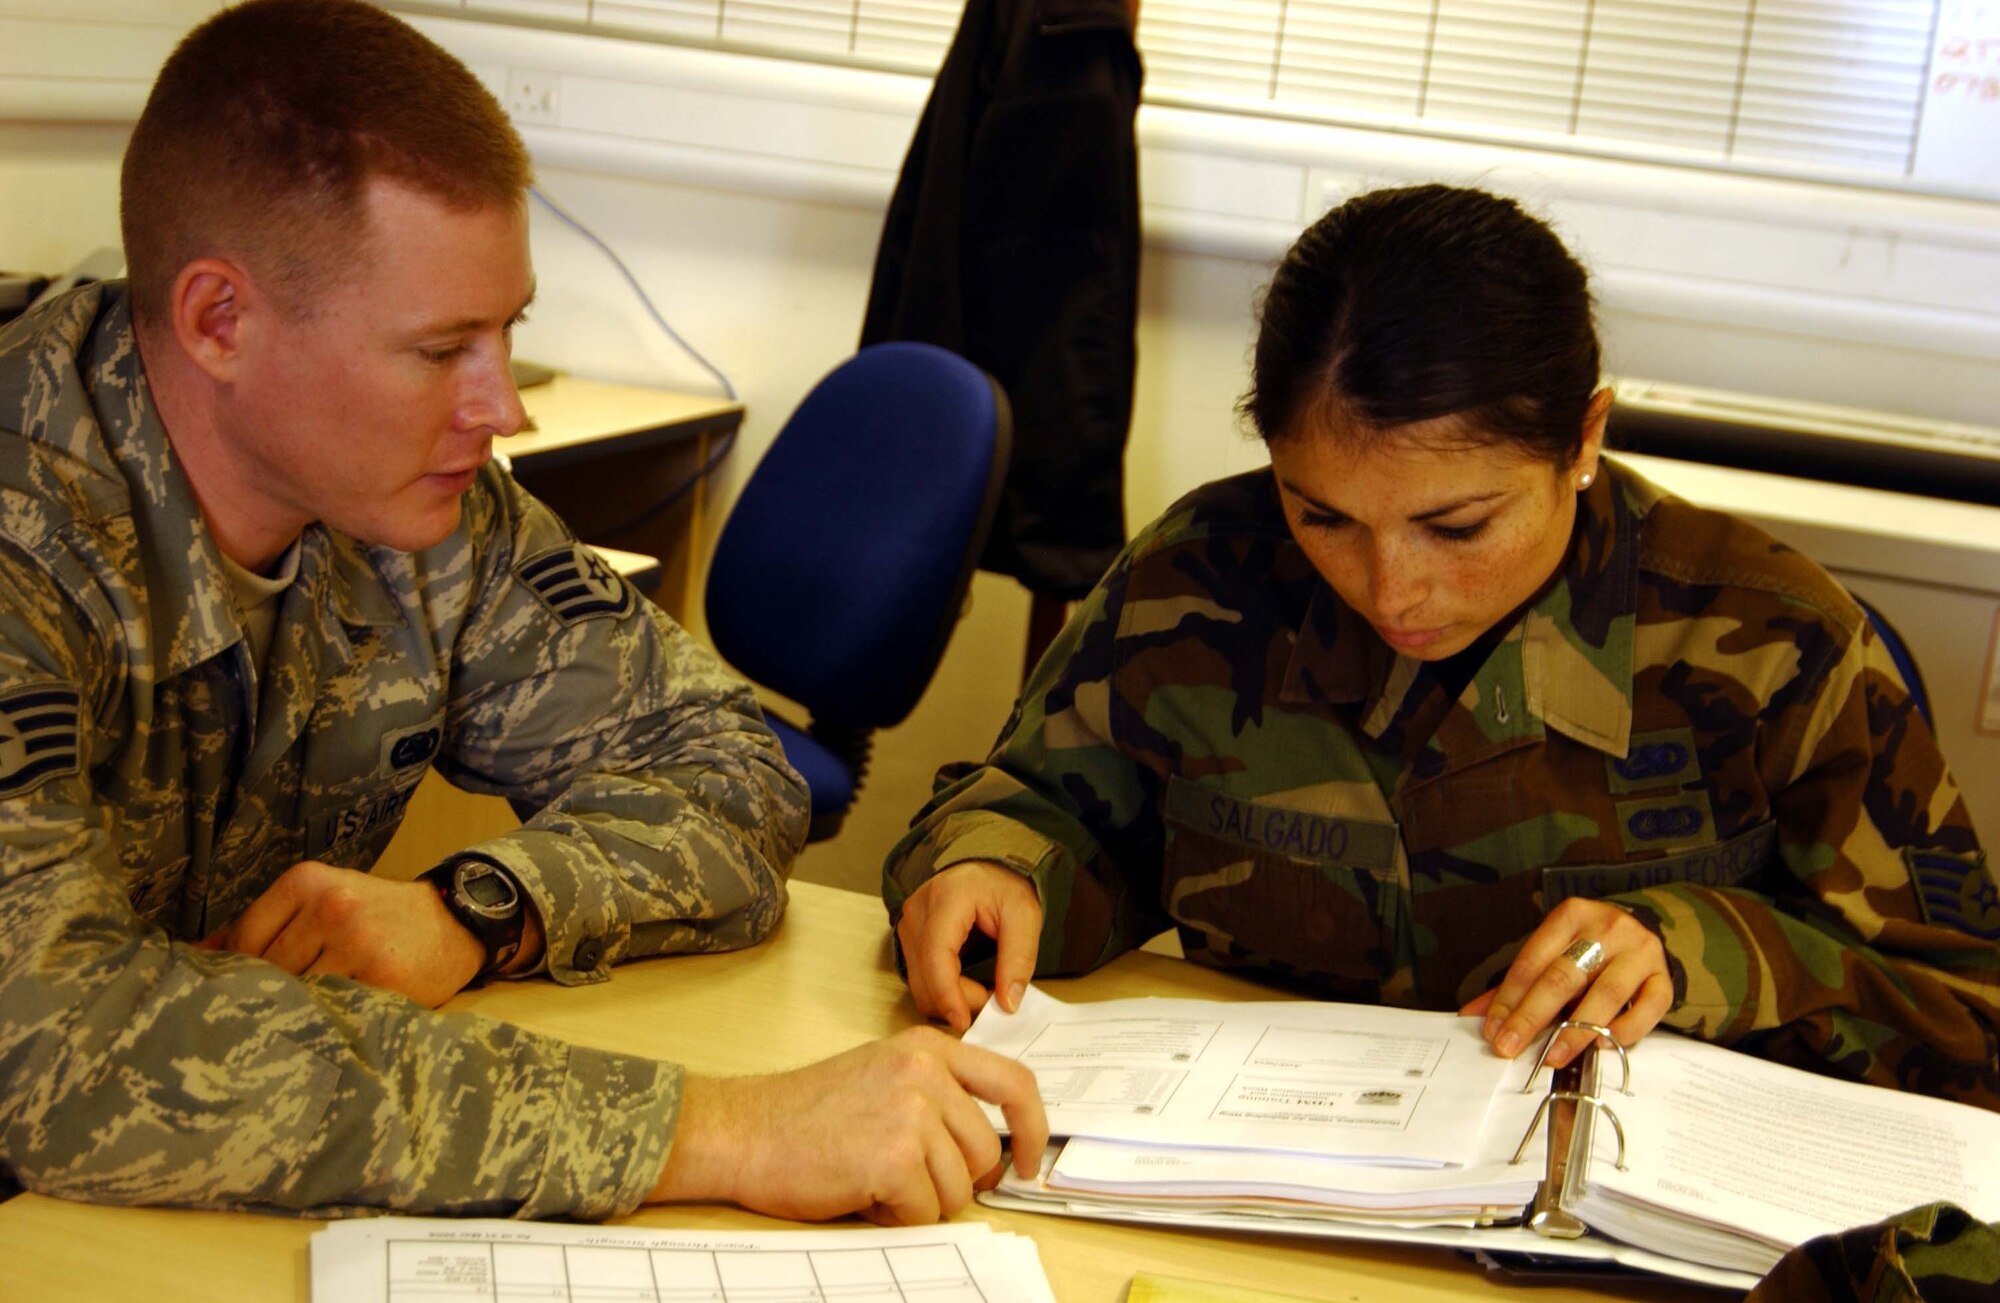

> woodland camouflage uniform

[
  {"left": 1753, "top": 1203, "right": 2000, "bottom": 1302},
  {"left": 887, "top": 459, "right": 1999, "bottom": 1107},
  {"left": 0, "top": 283, "right": 807, "bottom": 1215},
  {"left": 889, "top": 455, "right": 2000, "bottom": 1296}
]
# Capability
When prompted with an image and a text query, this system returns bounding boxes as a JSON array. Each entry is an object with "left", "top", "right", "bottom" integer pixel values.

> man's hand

[
  {"left": 1460, "top": 898, "right": 1674, "bottom": 1068},
  {"left": 201, "top": 860, "right": 486, "bottom": 1007},
  {"left": 896, "top": 862, "right": 1043, "bottom": 1033},
  {"left": 648, "top": 1027, "right": 1048, "bottom": 1225}
]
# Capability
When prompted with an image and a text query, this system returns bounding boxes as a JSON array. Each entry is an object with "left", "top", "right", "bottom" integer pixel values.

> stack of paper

[
  {"left": 966, "top": 988, "right": 2000, "bottom": 1293},
  {"left": 981, "top": 1148, "right": 1760, "bottom": 1293},
  {"left": 1573, "top": 1033, "right": 2000, "bottom": 1277},
  {"left": 1038, "top": 1133, "right": 1540, "bottom": 1226},
  {"left": 310, "top": 1217, "right": 1058, "bottom": 1303},
  {"left": 965, "top": 987, "right": 1542, "bottom": 1227}
]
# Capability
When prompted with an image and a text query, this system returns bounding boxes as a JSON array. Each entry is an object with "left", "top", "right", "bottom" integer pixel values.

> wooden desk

[
  {"left": 591, "top": 544, "right": 665, "bottom": 595},
  {"left": 511, "top": 377, "right": 742, "bottom": 472},
  {"left": 0, "top": 884, "right": 1712, "bottom": 1302},
  {"left": 510, "top": 376, "right": 743, "bottom": 624}
]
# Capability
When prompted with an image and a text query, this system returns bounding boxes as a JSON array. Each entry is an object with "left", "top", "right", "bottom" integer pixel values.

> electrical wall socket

[{"left": 505, "top": 69, "right": 562, "bottom": 125}]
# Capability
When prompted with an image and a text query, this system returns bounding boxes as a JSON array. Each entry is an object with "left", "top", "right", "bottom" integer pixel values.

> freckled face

[{"left": 1269, "top": 425, "right": 1581, "bottom": 661}]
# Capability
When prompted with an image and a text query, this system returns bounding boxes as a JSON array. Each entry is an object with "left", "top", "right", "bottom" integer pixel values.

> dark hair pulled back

[{"left": 1243, "top": 184, "right": 1599, "bottom": 467}]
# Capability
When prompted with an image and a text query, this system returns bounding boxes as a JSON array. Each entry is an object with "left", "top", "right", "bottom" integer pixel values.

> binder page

[
  {"left": 978, "top": 1183, "right": 1762, "bottom": 1292},
  {"left": 965, "top": 988, "right": 1512, "bottom": 1165},
  {"left": 1043, "top": 1136, "right": 1538, "bottom": 1218},
  {"left": 1580, "top": 1032, "right": 2000, "bottom": 1273},
  {"left": 309, "top": 1218, "right": 1058, "bottom": 1303},
  {"left": 1041, "top": 1050, "right": 1546, "bottom": 1212}
]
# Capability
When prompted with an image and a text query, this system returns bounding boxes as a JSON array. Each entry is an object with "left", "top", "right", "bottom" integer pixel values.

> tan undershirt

[{"left": 218, "top": 538, "right": 302, "bottom": 672}]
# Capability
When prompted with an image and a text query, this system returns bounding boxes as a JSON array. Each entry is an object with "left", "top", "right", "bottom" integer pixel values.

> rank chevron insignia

[
  {"left": 516, "top": 544, "right": 636, "bottom": 625},
  {"left": 1908, "top": 848, "right": 2000, "bottom": 941},
  {"left": 0, "top": 682, "right": 82, "bottom": 799}
]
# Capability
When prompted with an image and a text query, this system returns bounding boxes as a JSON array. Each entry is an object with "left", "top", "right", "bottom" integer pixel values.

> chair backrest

[
  {"left": 705, "top": 342, "right": 1011, "bottom": 730},
  {"left": 1855, "top": 594, "right": 1933, "bottom": 729}
]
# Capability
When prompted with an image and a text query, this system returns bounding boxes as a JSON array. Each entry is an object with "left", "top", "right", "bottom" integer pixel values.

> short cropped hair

[
  {"left": 120, "top": 0, "right": 533, "bottom": 328},
  {"left": 1243, "top": 185, "right": 1600, "bottom": 468}
]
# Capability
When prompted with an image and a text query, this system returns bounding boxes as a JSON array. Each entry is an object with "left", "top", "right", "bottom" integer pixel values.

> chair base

[
  {"left": 765, "top": 715, "right": 865, "bottom": 845},
  {"left": 806, "top": 807, "right": 851, "bottom": 844}
]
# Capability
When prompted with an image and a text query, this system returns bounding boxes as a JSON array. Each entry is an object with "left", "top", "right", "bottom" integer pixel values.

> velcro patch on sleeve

[
  {"left": 0, "top": 681, "right": 82, "bottom": 800},
  {"left": 515, "top": 544, "right": 636, "bottom": 626},
  {"left": 1906, "top": 847, "right": 2000, "bottom": 941}
]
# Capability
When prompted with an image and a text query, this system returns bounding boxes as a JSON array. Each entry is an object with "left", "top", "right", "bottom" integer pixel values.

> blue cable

[{"left": 528, "top": 184, "right": 739, "bottom": 402}]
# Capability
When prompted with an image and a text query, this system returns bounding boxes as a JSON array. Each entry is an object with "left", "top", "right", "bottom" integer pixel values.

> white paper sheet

[
  {"left": 309, "top": 1217, "right": 1057, "bottom": 1303},
  {"left": 1578, "top": 1032, "right": 2000, "bottom": 1274},
  {"left": 965, "top": 987, "right": 1513, "bottom": 1165},
  {"left": 1043, "top": 1052, "right": 1545, "bottom": 1215}
]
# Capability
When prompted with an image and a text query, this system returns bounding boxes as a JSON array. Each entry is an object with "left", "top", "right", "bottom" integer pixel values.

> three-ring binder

[{"left": 1509, "top": 1020, "right": 1634, "bottom": 1239}]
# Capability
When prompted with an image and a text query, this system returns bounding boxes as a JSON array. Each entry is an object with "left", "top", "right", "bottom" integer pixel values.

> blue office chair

[
  {"left": 705, "top": 343, "right": 1012, "bottom": 842},
  {"left": 1854, "top": 594, "right": 1932, "bottom": 729}
]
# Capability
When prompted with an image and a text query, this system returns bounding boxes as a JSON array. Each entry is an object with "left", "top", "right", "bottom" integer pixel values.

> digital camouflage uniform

[
  {"left": 0, "top": 284, "right": 808, "bottom": 1216},
  {"left": 887, "top": 460, "right": 2000, "bottom": 1109}
]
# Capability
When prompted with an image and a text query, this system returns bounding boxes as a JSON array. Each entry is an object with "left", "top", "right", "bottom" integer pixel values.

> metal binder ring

[{"left": 1561, "top": 938, "right": 1606, "bottom": 979}]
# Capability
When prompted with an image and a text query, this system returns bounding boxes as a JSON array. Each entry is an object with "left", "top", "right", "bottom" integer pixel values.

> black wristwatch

[{"left": 425, "top": 855, "right": 527, "bottom": 979}]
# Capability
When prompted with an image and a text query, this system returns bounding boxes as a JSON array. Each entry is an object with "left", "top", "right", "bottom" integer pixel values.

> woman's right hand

[{"left": 896, "top": 861, "right": 1043, "bottom": 1033}]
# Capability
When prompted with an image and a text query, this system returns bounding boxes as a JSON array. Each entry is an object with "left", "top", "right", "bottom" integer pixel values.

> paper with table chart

[
  {"left": 309, "top": 1218, "right": 1056, "bottom": 1303},
  {"left": 962, "top": 987, "right": 1512, "bottom": 1165}
]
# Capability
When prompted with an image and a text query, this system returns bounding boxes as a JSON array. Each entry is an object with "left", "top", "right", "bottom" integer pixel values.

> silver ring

[{"left": 1561, "top": 938, "right": 1606, "bottom": 979}]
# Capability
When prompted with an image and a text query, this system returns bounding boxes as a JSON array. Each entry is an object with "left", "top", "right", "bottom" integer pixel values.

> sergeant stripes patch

[
  {"left": 0, "top": 682, "right": 82, "bottom": 800},
  {"left": 516, "top": 544, "right": 636, "bottom": 626},
  {"left": 1907, "top": 848, "right": 2000, "bottom": 941}
]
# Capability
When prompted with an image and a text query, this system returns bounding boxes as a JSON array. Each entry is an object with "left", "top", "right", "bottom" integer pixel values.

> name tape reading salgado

[{"left": 1165, "top": 777, "right": 1399, "bottom": 873}]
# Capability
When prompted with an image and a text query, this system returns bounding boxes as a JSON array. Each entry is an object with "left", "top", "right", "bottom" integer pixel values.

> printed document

[
  {"left": 1577, "top": 1033, "right": 2000, "bottom": 1275},
  {"left": 1037, "top": 1047, "right": 1546, "bottom": 1219},
  {"left": 310, "top": 1217, "right": 1056, "bottom": 1303},
  {"left": 964, "top": 987, "right": 1513, "bottom": 1165}
]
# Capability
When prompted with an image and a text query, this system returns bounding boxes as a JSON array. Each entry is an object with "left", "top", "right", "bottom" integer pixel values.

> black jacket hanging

[{"left": 860, "top": 0, "right": 1142, "bottom": 600}]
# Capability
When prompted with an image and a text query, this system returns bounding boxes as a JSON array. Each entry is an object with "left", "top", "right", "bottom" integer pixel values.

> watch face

[
  {"left": 455, "top": 861, "right": 520, "bottom": 917},
  {"left": 463, "top": 871, "right": 513, "bottom": 909}
]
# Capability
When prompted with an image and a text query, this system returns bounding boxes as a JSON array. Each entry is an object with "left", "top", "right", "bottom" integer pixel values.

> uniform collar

[
  {"left": 1279, "top": 459, "right": 1644, "bottom": 759},
  {"left": 1518, "top": 462, "right": 1646, "bottom": 758},
  {"left": 77, "top": 288, "right": 239, "bottom": 679}
]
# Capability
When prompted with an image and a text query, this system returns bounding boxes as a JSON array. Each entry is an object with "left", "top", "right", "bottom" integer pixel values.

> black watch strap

[{"left": 425, "top": 855, "right": 527, "bottom": 978}]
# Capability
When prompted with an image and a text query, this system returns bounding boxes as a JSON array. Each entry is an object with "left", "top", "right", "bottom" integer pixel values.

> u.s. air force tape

[
  {"left": 516, "top": 544, "right": 636, "bottom": 626},
  {"left": 1541, "top": 820, "right": 1777, "bottom": 906},
  {"left": 0, "top": 681, "right": 82, "bottom": 800}
]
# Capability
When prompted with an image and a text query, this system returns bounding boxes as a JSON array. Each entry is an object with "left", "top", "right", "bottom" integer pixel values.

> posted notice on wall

[{"left": 1914, "top": 0, "right": 2000, "bottom": 189}]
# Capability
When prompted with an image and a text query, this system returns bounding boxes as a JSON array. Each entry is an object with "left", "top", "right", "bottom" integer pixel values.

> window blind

[{"left": 393, "top": 1, "right": 1990, "bottom": 196}]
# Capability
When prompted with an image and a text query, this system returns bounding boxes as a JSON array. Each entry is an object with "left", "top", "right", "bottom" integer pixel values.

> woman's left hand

[{"left": 1460, "top": 898, "right": 1675, "bottom": 1068}]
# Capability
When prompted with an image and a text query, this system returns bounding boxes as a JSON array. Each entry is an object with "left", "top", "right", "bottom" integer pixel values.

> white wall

[
  {"left": 7, "top": 3, "right": 2000, "bottom": 531},
  {"left": 0, "top": 122, "right": 128, "bottom": 275},
  {"left": 513, "top": 167, "right": 886, "bottom": 515}
]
